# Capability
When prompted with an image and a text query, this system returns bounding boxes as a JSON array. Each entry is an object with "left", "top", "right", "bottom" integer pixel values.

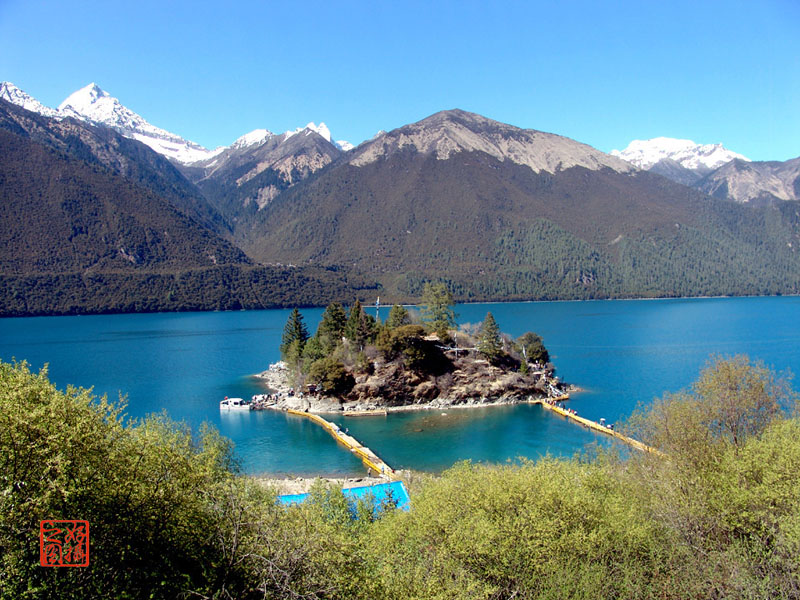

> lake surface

[{"left": 2, "top": 297, "right": 799, "bottom": 476}]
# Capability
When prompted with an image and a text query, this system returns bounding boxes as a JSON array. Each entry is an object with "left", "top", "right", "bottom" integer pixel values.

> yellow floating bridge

[
  {"left": 287, "top": 409, "right": 395, "bottom": 477},
  {"left": 531, "top": 398, "right": 662, "bottom": 455},
  {"left": 288, "top": 394, "right": 660, "bottom": 478}
]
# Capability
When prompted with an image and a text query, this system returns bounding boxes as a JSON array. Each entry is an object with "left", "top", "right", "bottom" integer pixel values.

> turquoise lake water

[{"left": 2, "top": 296, "right": 799, "bottom": 476}]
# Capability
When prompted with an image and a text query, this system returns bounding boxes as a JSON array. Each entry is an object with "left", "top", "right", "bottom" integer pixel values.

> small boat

[{"left": 220, "top": 397, "right": 252, "bottom": 410}]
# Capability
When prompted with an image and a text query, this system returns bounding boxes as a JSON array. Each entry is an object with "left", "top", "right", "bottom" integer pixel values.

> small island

[{"left": 257, "top": 283, "right": 570, "bottom": 413}]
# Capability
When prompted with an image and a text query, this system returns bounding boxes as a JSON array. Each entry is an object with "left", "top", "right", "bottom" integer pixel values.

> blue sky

[{"left": 1, "top": 0, "right": 798, "bottom": 160}]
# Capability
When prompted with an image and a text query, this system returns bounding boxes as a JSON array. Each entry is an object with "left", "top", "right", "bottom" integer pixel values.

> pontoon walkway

[
  {"left": 531, "top": 398, "right": 662, "bottom": 455},
  {"left": 286, "top": 409, "right": 395, "bottom": 477}
]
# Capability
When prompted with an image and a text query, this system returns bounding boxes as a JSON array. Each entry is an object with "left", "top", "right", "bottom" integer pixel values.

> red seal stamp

[{"left": 39, "top": 520, "right": 89, "bottom": 567}]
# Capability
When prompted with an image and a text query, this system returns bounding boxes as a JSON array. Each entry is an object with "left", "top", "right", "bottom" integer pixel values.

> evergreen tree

[
  {"left": 345, "top": 300, "right": 364, "bottom": 343},
  {"left": 420, "top": 282, "right": 457, "bottom": 340},
  {"left": 386, "top": 304, "right": 411, "bottom": 329},
  {"left": 517, "top": 332, "right": 550, "bottom": 365},
  {"left": 301, "top": 337, "right": 325, "bottom": 371},
  {"left": 477, "top": 312, "right": 503, "bottom": 361},
  {"left": 316, "top": 302, "right": 347, "bottom": 352},
  {"left": 279, "top": 308, "right": 309, "bottom": 360},
  {"left": 345, "top": 300, "right": 377, "bottom": 348}
]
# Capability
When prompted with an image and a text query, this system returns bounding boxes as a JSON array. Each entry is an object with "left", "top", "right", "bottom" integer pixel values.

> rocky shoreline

[{"left": 253, "top": 360, "right": 574, "bottom": 415}]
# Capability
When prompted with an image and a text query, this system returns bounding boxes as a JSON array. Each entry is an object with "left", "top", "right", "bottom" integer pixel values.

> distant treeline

[
  {"left": 395, "top": 211, "right": 800, "bottom": 301},
  {"left": 0, "top": 265, "right": 381, "bottom": 317}
]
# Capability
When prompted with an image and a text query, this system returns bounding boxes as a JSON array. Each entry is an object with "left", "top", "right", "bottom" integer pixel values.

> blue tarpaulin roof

[{"left": 278, "top": 480, "right": 410, "bottom": 513}]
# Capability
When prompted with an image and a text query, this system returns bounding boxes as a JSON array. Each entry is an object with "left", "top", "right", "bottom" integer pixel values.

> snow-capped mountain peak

[
  {"left": 0, "top": 81, "right": 60, "bottom": 118},
  {"left": 285, "top": 121, "right": 332, "bottom": 142},
  {"left": 231, "top": 128, "right": 275, "bottom": 150},
  {"left": 56, "top": 83, "right": 215, "bottom": 163},
  {"left": 335, "top": 140, "right": 354, "bottom": 151},
  {"left": 611, "top": 137, "right": 749, "bottom": 172},
  {"left": 282, "top": 121, "right": 352, "bottom": 151}
]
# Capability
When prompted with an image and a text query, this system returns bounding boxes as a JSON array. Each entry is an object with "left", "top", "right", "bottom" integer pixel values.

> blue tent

[{"left": 278, "top": 480, "right": 410, "bottom": 513}]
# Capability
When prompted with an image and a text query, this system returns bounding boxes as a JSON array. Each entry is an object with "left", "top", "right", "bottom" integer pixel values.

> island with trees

[{"left": 259, "top": 283, "right": 569, "bottom": 412}]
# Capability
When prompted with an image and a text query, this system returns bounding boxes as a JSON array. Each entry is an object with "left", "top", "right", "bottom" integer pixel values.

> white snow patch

[
  {"left": 611, "top": 137, "right": 749, "bottom": 171},
  {"left": 335, "top": 140, "right": 354, "bottom": 151},
  {"left": 284, "top": 122, "right": 333, "bottom": 143},
  {"left": 231, "top": 128, "right": 275, "bottom": 149},
  {"left": 0, "top": 81, "right": 61, "bottom": 118}
]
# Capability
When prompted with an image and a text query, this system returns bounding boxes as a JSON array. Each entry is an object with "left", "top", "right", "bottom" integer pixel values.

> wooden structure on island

[{"left": 286, "top": 409, "right": 395, "bottom": 477}]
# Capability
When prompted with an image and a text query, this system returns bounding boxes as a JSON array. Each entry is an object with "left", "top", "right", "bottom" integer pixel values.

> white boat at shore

[{"left": 220, "top": 397, "right": 252, "bottom": 410}]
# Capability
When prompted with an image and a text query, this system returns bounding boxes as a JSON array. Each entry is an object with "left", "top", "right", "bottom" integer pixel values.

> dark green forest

[
  {"left": 2, "top": 357, "right": 798, "bottom": 599},
  {"left": 0, "top": 265, "right": 379, "bottom": 316}
]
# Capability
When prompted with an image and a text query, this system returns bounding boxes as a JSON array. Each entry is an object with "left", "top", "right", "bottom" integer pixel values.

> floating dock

[
  {"left": 532, "top": 399, "right": 662, "bottom": 455},
  {"left": 286, "top": 409, "right": 395, "bottom": 476}
]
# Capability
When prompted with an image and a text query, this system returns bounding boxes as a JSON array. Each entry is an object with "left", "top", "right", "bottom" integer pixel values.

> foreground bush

[
  {"left": 1, "top": 357, "right": 799, "bottom": 599},
  {"left": 0, "top": 362, "right": 369, "bottom": 599}
]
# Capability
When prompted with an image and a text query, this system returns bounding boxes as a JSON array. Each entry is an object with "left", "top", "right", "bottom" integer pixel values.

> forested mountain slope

[
  {"left": 240, "top": 111, "right": 800, "bottom": 300},
  {"left": 0, "top": 103, "right": 378, "bottom": 315},
  {"left": 0, "top": 99, "right": 231, "bottom": 236}
]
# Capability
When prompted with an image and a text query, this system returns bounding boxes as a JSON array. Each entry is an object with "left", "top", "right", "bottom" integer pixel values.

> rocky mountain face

[
  {"left": 1, "top": 81, "right": 352, "bottom": 165},
  {"left": 352, "top": 109, "right": 633, "bottom": 174},
  {"left": 179, "top": 124, "right": 343, "bottom": 221},
  {"left": 696, "top": 158, "right": 800, "bottom": 205},
  {"left": 240, "top": 109, "right": 800, "bottom": 300},
  {"left": 0, "top": 81, "right": 350, "bottom": 226},
  {"left": 0, "top": 124, "right": 249, "bottom": 275}
]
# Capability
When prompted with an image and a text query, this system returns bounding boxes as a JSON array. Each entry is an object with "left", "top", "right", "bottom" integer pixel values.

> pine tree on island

[
  {"left": 477, "top": 312, "right": 503, "bottom": 361},
  {"left": 279, "top": 308, "right": 309, "bottom": 361},
  {"left": 386, "top": 304, "right": 411, "bottom": 328},
  {"left": 344, "top": 300, "right": 378, "bottom": 349},
  {"left": 316, "top": 302, "right": 347, "bottom": 353},
  {"left": 420, "top": 282, "right": 457, "bottom": 342}
]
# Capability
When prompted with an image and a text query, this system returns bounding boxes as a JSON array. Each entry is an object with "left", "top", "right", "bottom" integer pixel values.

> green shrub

[{"left": 308, "top": 356, "right": 356, "bottom": 396}]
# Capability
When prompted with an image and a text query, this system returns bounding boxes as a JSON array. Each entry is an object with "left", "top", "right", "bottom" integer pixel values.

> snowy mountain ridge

[
  {"left": 231, "top": 128, "right": 276, "bottom": 150},
  {"left": 1, "top": 81, "right": 352, "bottom": 163},
  {"left": 611, "top": 137, "right": 749, "bottom": 172},
  {"left": 0, "top": 82, "right": 60, "bottom": 118},
  {"left": 57, "top": 83, "right": 219, "bottom": 163},
  {"left": 283, "top": 121, "right": 354, "bottom": 151}
]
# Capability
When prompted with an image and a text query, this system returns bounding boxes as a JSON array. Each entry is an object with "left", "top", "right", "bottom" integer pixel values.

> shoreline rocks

[{"left": 254, "top": 358, "right": 574, "bottom": 415}]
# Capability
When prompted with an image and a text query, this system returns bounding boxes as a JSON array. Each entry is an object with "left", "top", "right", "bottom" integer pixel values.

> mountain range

[
  {"left": 0, "top": 82, "right": 353, "bottom": 163},
  {"left": 612, "top": 137, "right": 799, "bottom": 204},
  {"left": 1, "top": 81, "right": 799, "bottom": 315},
  {"left": 5, "top": 81, "right": 797, "bottom": 206}
]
